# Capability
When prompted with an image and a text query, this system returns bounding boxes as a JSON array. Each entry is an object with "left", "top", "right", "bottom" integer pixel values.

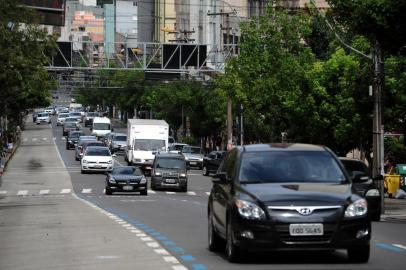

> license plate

[
  {"left": 145, "top": 166, "right": 151, "bottom": 170},
  {"left": 289, "top": 224, "right": 323, "bottom": 236},
  {"left": 123, "top": 186, "right": 133, "bottom": 191},
  {"left": 94, "top": 165, "right": 102, "bottom": 168},
  {"left": 190, "top": 162, "right": 197, "bottom": 165},
  {"left": 165, "top": 179, "right": 176, "bottom": 184}
]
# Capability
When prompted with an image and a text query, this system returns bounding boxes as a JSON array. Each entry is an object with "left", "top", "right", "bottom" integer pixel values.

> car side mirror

[
  {"left": 212, "top": 172, "right": 228, "bottom": 183},
  {"left": 352, "top": 171, "right": 369, "bottom": 183},
  {"left": 373, "top": 174, "right": 384, "bottom": 181}
]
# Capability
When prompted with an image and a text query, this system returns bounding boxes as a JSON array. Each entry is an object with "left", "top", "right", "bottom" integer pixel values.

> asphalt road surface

[{"left": 1, "top": 116, "right": 406, "bottom": 270}]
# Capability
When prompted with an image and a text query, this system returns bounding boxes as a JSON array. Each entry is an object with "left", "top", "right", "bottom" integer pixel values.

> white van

[{"left": 91, "top": 117, "right": 112, "bottom": 138}]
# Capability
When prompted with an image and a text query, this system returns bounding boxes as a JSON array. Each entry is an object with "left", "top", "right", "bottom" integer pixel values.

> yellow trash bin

[{"left": 384, "top": 174, "right": 401, "bottom": 197}]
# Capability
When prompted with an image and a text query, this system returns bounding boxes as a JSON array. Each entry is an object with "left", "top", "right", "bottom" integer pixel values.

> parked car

[
  {"left": 36, "top": 112, "right": 51, "bottom": 125},
  {"left": 74, "top": 136, "right": 97, "bottom": 160},
  {"left": 105, "top": 166, "right": 147, "bottom": 195},
  {"left": 57, "top": 113, "right": 70, "bottom": 126},
  {"left": 84, "top": 112, "right": 99, "bottom": 127},
  {"left": 202, "top": 151, "right": 226, "bottom": 176},
  {"left": 75, "top": 140, "right": 105, "bottom": 161},
  {"left": 110, "top": 133, "right": 127, "bottom": 153},
  {"left": 81, "top": 146, "right": 115, "bottom": 173},
  {"left": 169, "top": 143, "right": 188, "bottom": 154},
  {"left": 181, "top": 146, "right": 204, "bottom": 169},
  {"left": 66, "top": 131, "right": 85, "bottom": 150},
  {"left": 339, "top": 157, "right": 382, "bottom": 221},
  {"left": 151, "top": 153, "right": 188, "bottom": 191},
  {"left": 63, "top": 122, "right": 80, "bottom": 136},
  {"left": 208, "top": 144, "right": 372, "bottom": 263}
]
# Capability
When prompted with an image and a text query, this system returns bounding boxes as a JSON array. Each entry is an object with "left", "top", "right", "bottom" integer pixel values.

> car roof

[
  {"left": 238, "top": 143, "right": 327, "bottom": 153},
  {"left": 155, "top": 153, "right": 185, "bottom": 159}
]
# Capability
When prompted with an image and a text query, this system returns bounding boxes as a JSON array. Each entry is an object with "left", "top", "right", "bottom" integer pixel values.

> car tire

[
  {"left": 140, "top": 190, "right": 148, "bottom": 196},
  {"left": 181, "top": 184, "right": 187, "bottom": 192},
  {"left": 226, "top": 221, "right": 242, "bottom": 263},
  {"left": 151, "top": 182, "right": 156, "bottom": 191},
  {"left": 105, "top": 187, "right": 112, "bottom": 195},
  {"left": 203, "top": 166, "right": 209, "bottom": 176},
  {"left": 81, "top": 169, "right": 86, "bottom": 174},
  {"left": 66, "top": 144, "right": 69, "bottom": 150},
  {"left": 208, "top": 210, "right": 224, "bottom": 252},
  {"left": 347, "top": 244, "right": 370, "bottom": 263}
]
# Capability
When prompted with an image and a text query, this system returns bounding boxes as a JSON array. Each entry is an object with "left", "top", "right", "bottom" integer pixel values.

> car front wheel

[
  {"left": 347, "top": 244, "right": 370, "bottom": 263},
  {"left": 208, "top": 210, "right": 224, "bottom": 252},
  {"left": 226, "top": 221, "right": 242, "bottom": 262},
  {"left": 203, "top": 166, "right": 209, "bottom": 176},
  {"left": 105, "top": 187, "right": 112, "bottom": 195}
]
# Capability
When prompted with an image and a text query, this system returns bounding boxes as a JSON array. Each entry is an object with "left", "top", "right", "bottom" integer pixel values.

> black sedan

[
  {"left": 339, "top": 157, "right": 382, "bottom": 221},
  {"left": 105, "top": 166, "right": 147, "bottom": 195},
  {"left": 208, "top": 144, "right": 372, "bottom": 263},
  {"left": 66, "top": 131, "right": 85, "bottom": 150},
  {"left": 202, "top": 151, "right": 225, "bottom": 176}
]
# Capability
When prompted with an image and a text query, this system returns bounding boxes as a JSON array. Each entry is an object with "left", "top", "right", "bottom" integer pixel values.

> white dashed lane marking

[
  {"left": 39, "top": 189, "right": 50, "bottom": 195},
  {"left": 17, "top": 190, "right": 28, "bottom": 196},
  {"left": 205, "top": 192, "right": 210, "bottom": 196},
  {"left": 187, "top": 191, "right": 196, "bottom": 196},
  {"left": 60, "top": 189, "right": 71, "bottom": 194},
  {"left": 0, "top": 191, "right": 7, "bottom": 195},
  {"left": 166, "top": 192, "right": 176, "bottom": 195},
  {"left": 32, "top": 138, "right": 37, "bottom": 142},
  {"left": 82, "top": 188, "right": 92, "bottom": 194}
]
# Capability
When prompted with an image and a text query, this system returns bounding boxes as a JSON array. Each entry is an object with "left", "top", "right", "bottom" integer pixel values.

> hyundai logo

[{"left": 298, "top": 208, "right": 313, "bottom": 216}]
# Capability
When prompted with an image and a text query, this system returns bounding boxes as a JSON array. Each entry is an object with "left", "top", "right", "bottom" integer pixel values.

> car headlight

[
  {"left": 82, "top": 159, "right": 88, "bottom": 164},
  {"left": 345, "top": 199, "right": 368, "bottom": 218},
  {"left": 107, "top": 160, "right": 113, "bottom": 164},
  {"left": 180, "top": 173, "right": 187, "bottom": 178},
  {"left": 366, "top": 189, "right": 380, "bottom": 197},
  {"left": 235, "top": 199, "right": 266, "bottom": 220},
  {"left": 140, "top": 176, "right": 147, "bottom": 184},
  {"left": 109, "top": 177, "right": 116, "bottom": 184},
  {"left": 155, "top": 171, "right": 161, "bottom": 176},
  {"left": 185, "top": 157, "right": 189, "bottom": 161}
]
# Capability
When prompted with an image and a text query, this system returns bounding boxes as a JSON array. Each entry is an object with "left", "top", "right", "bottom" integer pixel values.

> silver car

[
  {"left": 181, "top": 146, "right": 204, "bottom": 169},
  {"left": 36, "top": 112, "right": 51, "bottom": 124}
]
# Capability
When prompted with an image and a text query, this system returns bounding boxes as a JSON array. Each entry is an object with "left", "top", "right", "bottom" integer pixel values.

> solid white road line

[
  {"left": 17, "top": 190, "right": 28, "bottom": 196},
  {"left": 166, "top": 192, "right": 176, "bottom": 195},
  {"left": 187, "top": 191, "right": 196, "bottom": 196},
  {"left": 81, "top": 188, "right": 92, "bottom": 194},
  {"left": 60, "top": 189, "right": 71, "bottom": 194},
  {"left": 393, "top": 244, "right": 406, "bottom": 250},
  {"left": 39, "top": 189, "right": 50, "bottom": 195}
]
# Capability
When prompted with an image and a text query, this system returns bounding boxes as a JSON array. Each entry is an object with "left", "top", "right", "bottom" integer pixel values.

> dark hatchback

[
  {"left": 151, "top": 153, "right": 188, "bottom": 191},
  {"left": 339, "top": 157, "right": 382, "bottom": 221},
  {"left": 66, "top": 131, "right": 85, "bottom": 150},
  {"left": 208, "top": 144, "right": 372, "bottom": 263},
  {"left": 105, "top": 166, "right": 147, "bottom": 195},
  {"left": 203, "top": 151, "right": 226, "bottom": 176}
]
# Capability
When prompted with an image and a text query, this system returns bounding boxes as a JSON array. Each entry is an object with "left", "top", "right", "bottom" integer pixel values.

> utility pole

[{"left": 207, "top": 8, "right": 236, "bottom": 150}]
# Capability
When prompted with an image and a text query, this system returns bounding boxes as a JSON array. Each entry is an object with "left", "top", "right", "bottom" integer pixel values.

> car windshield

[
  {"left": 156, "top": 158, "right": 186, "bottom": 170},
  {"left": 112, "top": 167, "right": 142, "bottom": 176},
  {"left": 65, "top": 123, "right": 76, "bottom": 128},
  {"left": 341, "top": 160, "right": 371, "bottom": 177},
  {"left": 59, "top": 113, "right": 69, "bottom": 118},
  {"left": 87, "top": 112, "right": 98, "bottom": 117},
  {"left": 85, "top": 142, "right": 104, "bottom": 148},
  {"left": 239, "top": 151, "right": 346, "bottom": 183},
  {"left": 182, "top": 146, "right": 201, "bottom": 154},
  {"left": 85, "top": 148, "right": 110, "bottom": 156},
  {"left": 65, "top": 118, "right": 78, "bottom": 122},
  {"left": 38, "top": 113, "right": 49, "bottom": 117},
  {"left": 134, "top": 139, "right": 165, "bottom": 151},
  {"left": 114, "top": 135, "right": 126, "bottom": 141},
  {"left": 93, "top": 123, "right": 110, "bottom": 130},
  {"left": 172, "top": 144, "right": 186, "bottom": 151},
  {"left": 70, "top": 113, "right": 81, "bottom": 117},
  {"left": 79, "top": 136, "right": 96, "bottom": 142}
]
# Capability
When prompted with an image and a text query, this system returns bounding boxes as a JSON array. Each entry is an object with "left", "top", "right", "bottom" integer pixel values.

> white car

[
  {"left": 57, "top": 113, "right": 70, "bottom": 126},
  {"left": 81, "top": 146, "right": 116, "bottom": 174},
  {"left": 44, "top": 107, "right": 55, "bottom": 115},
  {"left": 36, "top": 112, "right": 51, "bottom": 124}
]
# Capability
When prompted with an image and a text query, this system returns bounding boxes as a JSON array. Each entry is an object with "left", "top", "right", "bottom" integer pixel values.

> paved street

[{"left": 1, "top": 117, "right": 406, "bottom": 270}]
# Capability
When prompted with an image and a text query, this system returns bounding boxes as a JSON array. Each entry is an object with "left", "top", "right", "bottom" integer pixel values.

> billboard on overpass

[{"left": 18, "top": 0, "right": 65, "bottom": 26}]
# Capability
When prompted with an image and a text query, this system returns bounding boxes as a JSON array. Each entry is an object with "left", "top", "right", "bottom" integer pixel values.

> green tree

[{"left": 0, "top": 0, "right": 57, "bottom": 128}]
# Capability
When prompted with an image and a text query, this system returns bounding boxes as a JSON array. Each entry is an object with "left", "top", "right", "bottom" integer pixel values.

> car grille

[
  {"left": 116, "top": 180, "right": 138, "bottom": 184},
  {"left": 275, "top": 223, "right": 336, "bottom": 244},
  {"left": 162, "top": 172, "right": 179, "bottom": 178}
]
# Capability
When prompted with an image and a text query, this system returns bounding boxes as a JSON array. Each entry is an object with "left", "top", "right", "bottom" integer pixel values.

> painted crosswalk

[{"left": 0, "top": 188, "right": 211, "bottom": 197}]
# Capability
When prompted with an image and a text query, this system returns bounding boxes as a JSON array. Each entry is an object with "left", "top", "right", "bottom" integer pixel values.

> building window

[{"left": 133, "top": 1, "right": 137, "bottom": 6}]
